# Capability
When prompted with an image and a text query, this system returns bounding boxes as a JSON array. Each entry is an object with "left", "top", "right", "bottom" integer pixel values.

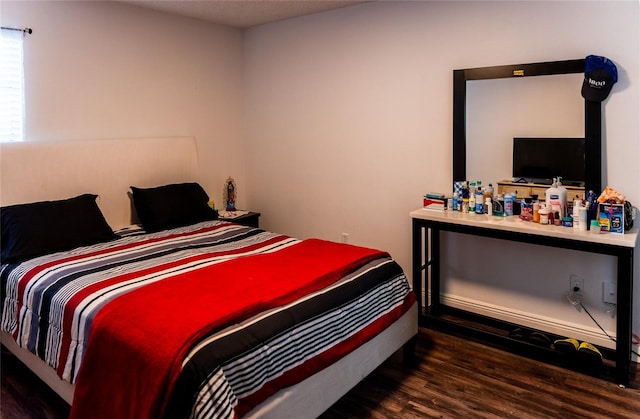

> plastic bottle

[
  {"left": 539, "top": 206, "right": 550, "bottom": 224},
  {"left": 485, "top": 197, "right": 492, "bottom": 217},
  {"left": 452, "top": 192, "right": 459, "bottom": 211},
  {"left": 461, "top": 181, "right": 470, "bottom": 200},
  {"left": 494, "top": 194, "right": 505, "bottom": 216},
  {"left": 504, "top": 193, "right": 514, "bottom": 216},
  {"left": 572, "top": 200, "right": 581, "bottom": 229},
  {"left": 461, "top": 182, "right": 469, "bottom": 213},
  {"left": 469, "top": 182, "right": 476, "bottom": 213},
  {"left": 484, "top": 183, "right": 494, "bottom": 200},
  {"left": 578, "top": 206, "right": 588, "bottom": 231},
  {"left": 545, "top": 177, "right": 567, "bottom": 217},
  {"left": 538, "top": 204, "right": 550, "bottom": 224},
  {"left": 519, "top": 197, "right": 533, "bottom": 221},
  {"left": 585, "top": 190, "right": 597, "bottom": 228},
  {"left": 475, "top": 189, "right": 484, "bottom": 214}
]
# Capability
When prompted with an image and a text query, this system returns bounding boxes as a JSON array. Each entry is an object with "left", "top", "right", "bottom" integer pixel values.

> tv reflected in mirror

[{"left": 512, "top": 137, "right": 585, "bottom": 186}]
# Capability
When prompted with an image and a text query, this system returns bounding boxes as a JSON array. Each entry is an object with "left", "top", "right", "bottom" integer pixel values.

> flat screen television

[{"left": 512, "top": 137, "right": 585, "bottom": 186}]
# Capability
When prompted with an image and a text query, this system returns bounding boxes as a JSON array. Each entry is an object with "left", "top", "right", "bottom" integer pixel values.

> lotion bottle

[{"left": 545, "top": 177, "right": 567, "bottom": 217}]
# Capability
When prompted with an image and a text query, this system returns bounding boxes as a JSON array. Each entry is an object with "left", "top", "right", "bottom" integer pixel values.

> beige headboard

[{"left": 0, "top": 137, "right": 200, "bottom": 230}]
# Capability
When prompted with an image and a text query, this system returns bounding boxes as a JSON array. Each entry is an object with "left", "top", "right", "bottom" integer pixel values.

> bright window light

[{"left": 0, "top": 30, "right": 25, "bottom": 142}]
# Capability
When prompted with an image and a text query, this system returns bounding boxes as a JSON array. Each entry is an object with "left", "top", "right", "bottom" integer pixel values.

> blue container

[{"left": 504, "top": 194, "right": 515, "bottom": 216}]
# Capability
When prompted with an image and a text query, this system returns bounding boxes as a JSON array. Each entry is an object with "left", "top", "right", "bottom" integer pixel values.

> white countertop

[{"left": 410, "top": 208, "right": 639, "bottom": 249}]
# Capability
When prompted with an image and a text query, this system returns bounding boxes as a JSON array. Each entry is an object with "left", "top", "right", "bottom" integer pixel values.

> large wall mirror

[{"left": 453, "top": 59, "right": 602, "bottom": 194}]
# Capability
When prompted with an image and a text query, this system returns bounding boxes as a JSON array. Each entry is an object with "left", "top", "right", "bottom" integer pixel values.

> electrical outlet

[
  {"left": 341, "top": 232, "right": 350, "bottom": 244},
  {"left": 570, "top": 274, "right": 584, "bottom": 296},
  {"left": 603, "top": 281, "right": 617, "bottom": 304}
]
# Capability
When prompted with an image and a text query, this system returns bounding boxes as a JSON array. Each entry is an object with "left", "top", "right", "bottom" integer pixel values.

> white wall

[
  {"left": 2, "top": 0, "right": 638, "bottom": 357},
  {"left": 1, "top": 0, "right": 246, "bottom": 206},
  {"left": 244, "top": 1, "right": 640, "bottom": 353}
]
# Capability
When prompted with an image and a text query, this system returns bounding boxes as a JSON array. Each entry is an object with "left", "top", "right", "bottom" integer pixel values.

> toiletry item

[
  {"left": 585, "top": 189, "right": 597, "bottom": 227},
  {"left": 475, "top": 189, "right": 484, "bottom": 214},
  {"left": 554, "top": 212, "right": 561, "bottom": 226},
  {"left": 454, "top": 181, "right": 465, "bottom": 198},
  {"left": 545, "top": 177, "right": 567, "bottom": 217},
  {"left": 469, "top": 183, "right": 476, "bottom": 213},
  {"left": 504, "top": 193, "right": 514, "bottom": 216},
  {"left": 532, "top": 201, "right": 540, "bottom": 223},
  {"left": 578, "top": 207, "right": 588, "bottom": 231},
  {"left": 562, "top": 216, "right": 573, "bottom": 227},
  {"left": 485, "top": 197, "right": 492, "bottom": 217},
  {"left": 572, "top": 200, "right": 581, "bottom": 229},
  {"left": 484, "top": 184, "right": 494, "bottom": 200},
  {"left": 519, "top": 197, "right": 533, "bottom": 221},
  {"left": 461, "top": 181, "right": 469, "bottom": 199},
  {"left": 590, "top": 219, "right": 601, "bottom": 234},
  {"left": 539, "top": 207, "right": 550, "bottom": 224},
  {"left": 452, "top": 193, "right": 459, "bottom": 211},
  {"left": 493, "top": 197, "right": 504, "bottom": 216},
  {"left": 512, "top": 192, "right": 521, "bottom": 216}
]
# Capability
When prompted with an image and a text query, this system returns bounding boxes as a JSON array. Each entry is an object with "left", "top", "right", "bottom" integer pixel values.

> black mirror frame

[{"left": 453, "top": 59, "right": 602, "bottom": 194}]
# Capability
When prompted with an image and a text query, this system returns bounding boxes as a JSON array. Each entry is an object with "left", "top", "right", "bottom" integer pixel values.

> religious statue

[{"left": 223, "top": 177, "right": 236, "bottom": 211}]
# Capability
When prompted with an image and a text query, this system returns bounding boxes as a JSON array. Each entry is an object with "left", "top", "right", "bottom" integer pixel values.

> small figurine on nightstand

[{"left": 224, "top": 176, "right": 237, "bottom": 211}]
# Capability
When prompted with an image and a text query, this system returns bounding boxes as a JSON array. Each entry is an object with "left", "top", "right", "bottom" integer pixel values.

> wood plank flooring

[{"left": 2, "top": 328, "right": 639, "bottom": 418}]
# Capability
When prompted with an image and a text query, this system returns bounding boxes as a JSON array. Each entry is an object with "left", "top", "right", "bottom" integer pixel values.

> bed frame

[{"left": 0, "top": 137, "right": 417, "bottom": 417}]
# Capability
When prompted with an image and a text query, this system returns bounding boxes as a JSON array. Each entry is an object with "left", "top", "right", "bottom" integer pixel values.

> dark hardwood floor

[{"left": 2, "top": 328, "right": 639, "bottom": 418}]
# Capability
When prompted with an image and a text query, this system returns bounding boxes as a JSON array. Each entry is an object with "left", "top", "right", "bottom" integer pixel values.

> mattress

[{"left": 1, "top": 220, "right": 416, "bottom": 418}]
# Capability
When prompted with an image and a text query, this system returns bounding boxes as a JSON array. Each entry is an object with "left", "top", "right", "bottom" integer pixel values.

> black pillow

[
  {"left": 130, "top": 182, "right": 218, "bottom": 232},
  {"left": 1, "top": 194, "right": 117, "bottom": 264}
]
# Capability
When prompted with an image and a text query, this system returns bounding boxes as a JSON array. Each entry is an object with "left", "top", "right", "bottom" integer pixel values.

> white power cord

[{"left": 566, "top": 290, "right": 639, "bottom": 357}]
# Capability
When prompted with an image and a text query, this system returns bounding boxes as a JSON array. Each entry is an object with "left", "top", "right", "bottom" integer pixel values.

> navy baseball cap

[{"left": 581, "top": 55, "right": 618, "bottom": 102}]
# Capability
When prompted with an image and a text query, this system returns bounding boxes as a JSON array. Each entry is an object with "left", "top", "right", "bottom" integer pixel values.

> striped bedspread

[{"left": 1, "top": 220, "right": 415, "bottom": 418}]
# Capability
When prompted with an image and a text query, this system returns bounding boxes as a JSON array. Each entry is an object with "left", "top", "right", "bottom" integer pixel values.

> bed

[{"left": 0, "top": 137, "right": 417, "bottom": 418}]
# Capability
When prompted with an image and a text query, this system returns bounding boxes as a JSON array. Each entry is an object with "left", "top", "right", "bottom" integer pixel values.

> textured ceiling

[{"left": 117, "top": 0, "right": 369, "bottom": 28}]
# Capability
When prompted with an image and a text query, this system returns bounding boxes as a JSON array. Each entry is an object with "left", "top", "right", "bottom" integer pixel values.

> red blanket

[{"left": 69, "top": 239, "right": 388, "bottom": 419}]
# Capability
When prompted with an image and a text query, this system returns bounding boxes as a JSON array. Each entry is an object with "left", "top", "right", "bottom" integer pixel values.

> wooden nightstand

[{"left": 218, "top": 211, "right": 261, "bottom": 228}]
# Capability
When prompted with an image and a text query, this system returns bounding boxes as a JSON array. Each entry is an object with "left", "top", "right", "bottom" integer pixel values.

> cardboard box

[
  {"left": 598, "top": 202, "right": 624, "bottom": 234},
  {"left": 423, "top": 197, "right": 446, "bottom": 211}
]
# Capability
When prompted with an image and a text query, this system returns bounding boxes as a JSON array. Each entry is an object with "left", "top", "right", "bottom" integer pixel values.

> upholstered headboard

[{"left": 0, "top": 137, "right": 200, "bottom": 230}]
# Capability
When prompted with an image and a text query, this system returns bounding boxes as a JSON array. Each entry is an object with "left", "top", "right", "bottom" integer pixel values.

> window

[{"left": 0, "top": 29, "right": 25, "bottom": 142}]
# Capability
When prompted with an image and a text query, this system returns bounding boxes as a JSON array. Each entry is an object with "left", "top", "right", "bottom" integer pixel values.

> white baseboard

[{"left": 436, "top": 293, "right": 617, "bottom": 350}]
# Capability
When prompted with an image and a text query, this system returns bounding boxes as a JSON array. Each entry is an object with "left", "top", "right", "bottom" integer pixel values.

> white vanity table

[{"left": 410, "top": 208, "right": 638, "bottom": 386}]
